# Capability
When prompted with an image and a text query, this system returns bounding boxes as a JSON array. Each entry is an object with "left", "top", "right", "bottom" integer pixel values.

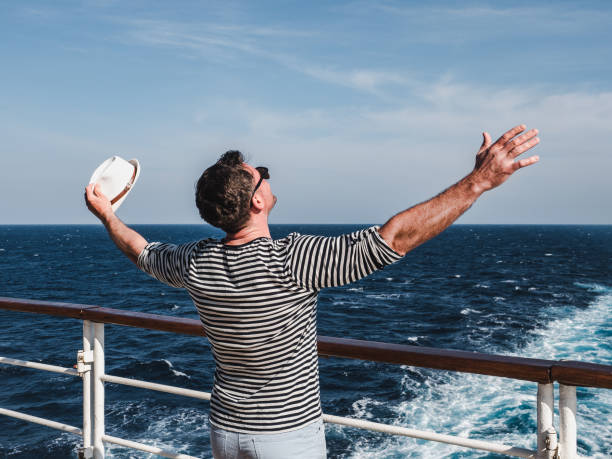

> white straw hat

[{"left": 89, "top": 156, "right": 140, "bottom": 211}]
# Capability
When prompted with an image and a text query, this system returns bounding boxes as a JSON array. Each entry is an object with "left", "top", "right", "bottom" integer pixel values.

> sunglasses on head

[{"left": 251, "top": 166, "right": 269, "bottom": 198}]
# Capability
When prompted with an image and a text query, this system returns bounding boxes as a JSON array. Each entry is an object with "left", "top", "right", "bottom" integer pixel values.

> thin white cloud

[
  {"left": 298, "top": 65, "right": 409, "bottom": 95},
  {"left": 365, "top": 1, "right": 612, "bottom": 23},
  {"left": 342, "top": 1, "right": 612, "bottom": 44},
  {"left": 123, "top": 18, "right": 259, "bottom": 54},
  {"left": 115, "top": 17, "right": 410, "bottom": 97},
  {"left": 17, "top": 5, "right": 62, "bottom": 20},
  {"left": 211, "top": 24, "right": 316, "bottom": 38}
]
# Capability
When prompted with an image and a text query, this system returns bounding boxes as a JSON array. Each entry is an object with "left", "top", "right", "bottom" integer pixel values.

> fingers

[
  {"left": 512, "top": 155, "right": 540, "bottom": 171},
  {"left": 480, "top": 132, "right": 492, "bottom": 152},
  {"left": 507, "top": 128, "right": 539, "bottom": 157},
  {"left": 495, "top": 124, "right": 526, "bottom": 147},
  {"left": 488, "top": 124, "right": 540, "bottom": 163},
  {"left": 509, "top": 135, "right": 540, "bottom": 159},
  {"left": 92, "top": 183, "right": 109, "bottom": 200},
  {"left": 85, "top": 183, "right": 109, "bottom": 204},
  {"left": 85, "top": 183, "right": 94, "bottom": 200}
]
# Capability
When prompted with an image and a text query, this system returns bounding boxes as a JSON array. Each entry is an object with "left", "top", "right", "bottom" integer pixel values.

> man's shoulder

[{"left": 271, "top": 232, "right": 305, "bottom": 247}]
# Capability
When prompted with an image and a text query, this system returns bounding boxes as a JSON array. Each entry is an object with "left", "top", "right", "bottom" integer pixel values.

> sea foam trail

[
  {"left": 105, "top": 404, "right": 209, "bottom": 459},
  {"left": 346, "top": 283, "right": 612, "bottom": 458}
]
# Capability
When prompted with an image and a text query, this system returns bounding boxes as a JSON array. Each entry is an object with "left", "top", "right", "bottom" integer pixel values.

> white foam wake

[{"left": 345, "top": 283, "right": 612, "bottom": 458}]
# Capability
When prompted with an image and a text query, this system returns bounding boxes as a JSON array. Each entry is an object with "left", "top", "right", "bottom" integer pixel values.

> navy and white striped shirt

[{"left": 137, "top": 226, "right": 402, "bottom": 433}]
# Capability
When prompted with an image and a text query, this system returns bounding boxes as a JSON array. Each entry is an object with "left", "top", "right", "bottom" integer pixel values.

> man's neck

[{"left": 223, "top": 221, "right": 271, "bottom": 246}]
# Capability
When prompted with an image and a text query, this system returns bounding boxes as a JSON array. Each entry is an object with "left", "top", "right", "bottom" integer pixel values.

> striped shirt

[{"left": 137, "top": 225, "right": 402, "bottom": 433}]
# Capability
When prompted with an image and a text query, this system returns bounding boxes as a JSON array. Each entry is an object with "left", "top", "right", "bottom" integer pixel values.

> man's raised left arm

[{"left": 379, "top": 124, "right": 540, "bottom": 256}]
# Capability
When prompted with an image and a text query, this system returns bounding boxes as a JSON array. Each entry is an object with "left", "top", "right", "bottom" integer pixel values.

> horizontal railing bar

[
  {"left": 322, "top": 414, "right": 536, "bottom": 458},
  {"left": 317, "top": 336, "right": 553, "bottom": 383},
  {"left": 2, "top": 297, "right": 611, "bottom": 388},
  {"left": 0, "top": 297, "right": 92, "bottom": 319},
  {"left": 85, "top": 306, "right": 201, "bottom": 336},
  {"left": 552, "top": 361, "right": 612, "bottom": 388},
  {"left": 0, "top": 356, "right": 79, "bottom": 377},
  {"left": 103, "top": 434, "right": 200, "bottom": 459},
  {"left": 0, "top": 297, "right": 201, "bottom": 336},
  {"left": 0, "top": 407, "right": 82, "bottom": 436},
  {"left": 101, "top": 371, "right": 538, "bottom": 458},
  {"left": 102, "top": 374, "right": 211, "bottom": 400}
]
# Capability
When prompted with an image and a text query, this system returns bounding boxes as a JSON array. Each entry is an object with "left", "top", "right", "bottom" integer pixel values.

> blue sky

[{"left": 1, "top": 0, "right": 611, "bottom": 224}]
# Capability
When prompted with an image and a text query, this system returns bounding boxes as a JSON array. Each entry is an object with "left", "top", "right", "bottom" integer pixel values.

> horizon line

[{"left": 1, "top": 223, "right": 611, "bottom": 227}]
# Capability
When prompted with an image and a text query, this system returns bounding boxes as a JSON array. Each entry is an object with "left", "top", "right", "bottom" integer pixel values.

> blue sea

[{"left": 0, "top": 224, "right": 610, "bottom": 458}]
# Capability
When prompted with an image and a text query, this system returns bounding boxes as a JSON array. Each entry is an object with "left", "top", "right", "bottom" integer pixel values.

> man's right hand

[
  {"left": 85, "top": 183, "right": 113, "bottom": 223},
  {"left": 468, "top": 124, "right": 540, "bottom": 195}
]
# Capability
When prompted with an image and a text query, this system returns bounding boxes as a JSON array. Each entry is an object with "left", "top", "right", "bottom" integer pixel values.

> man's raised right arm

[
  {"left": 378, "top": 124, "right": 540, "bottom": 256},
  {"left": 84, "top": 183, "right": 148, "bottom": 264}
]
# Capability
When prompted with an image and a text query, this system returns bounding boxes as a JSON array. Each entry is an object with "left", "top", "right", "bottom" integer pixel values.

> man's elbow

[{"left": 378, "top": 225, "right": 409, "bottom": 257}]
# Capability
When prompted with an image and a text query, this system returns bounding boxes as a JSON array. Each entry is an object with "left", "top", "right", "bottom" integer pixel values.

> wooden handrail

[{"left": 1, "top": 297, "right": 611, "bottom": 388}]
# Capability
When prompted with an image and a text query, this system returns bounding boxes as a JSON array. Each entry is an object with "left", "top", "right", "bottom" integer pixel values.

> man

[{"left": 85, "top": 124, "right": 539, "bottom": 458}]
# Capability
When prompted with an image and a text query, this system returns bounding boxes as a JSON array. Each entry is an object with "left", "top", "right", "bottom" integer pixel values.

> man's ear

[{"left": 251, "top": 193, "right": 265, "bottom": 212}]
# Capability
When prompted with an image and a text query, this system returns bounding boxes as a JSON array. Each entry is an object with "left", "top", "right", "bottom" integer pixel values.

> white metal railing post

[
  {"left": 93, "top": 323, "right": 105, "bottom": 459},
  {"left": 536, "top": 383, "right": 555, "bottom": 458},
  {"left": 545, "top": 428, "right": 558, "bottom": 459},
  {"left": 78, "top": 320, "right": 94, "bottom": 459},
  {"left": 559, "top": 384, "right": 577, "bottom": 459}
]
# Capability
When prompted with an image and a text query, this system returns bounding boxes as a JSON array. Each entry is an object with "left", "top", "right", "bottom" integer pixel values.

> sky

[{"left": 1, "top": 0, "right": 611, "bottom": 224}]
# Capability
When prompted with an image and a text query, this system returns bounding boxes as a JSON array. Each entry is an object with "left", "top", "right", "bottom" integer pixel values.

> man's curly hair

[{"left": 195, "top": 150, "right": 254, "bottom": 233}]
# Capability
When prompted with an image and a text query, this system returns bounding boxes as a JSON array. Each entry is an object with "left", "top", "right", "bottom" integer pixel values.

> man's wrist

[
  {"left": 100, "top": 210, "right": 118, "bottom": 228},
  {"left": 463, "top": 172, "right": 487, "bottom": 198}
]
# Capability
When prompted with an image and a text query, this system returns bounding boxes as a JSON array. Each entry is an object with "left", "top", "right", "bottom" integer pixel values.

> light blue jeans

[{"left": 209, "top": 418, "right": 327, "bottom": 459}]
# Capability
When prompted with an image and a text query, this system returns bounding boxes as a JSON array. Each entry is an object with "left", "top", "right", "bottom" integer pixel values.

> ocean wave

[
  {"left": 161, "top": 359, "right": 191, "bottom": 379},
  {"left": 351, "top": 397, "right": 385, "bottom": 420},
  {"left": 112, "top": 359, "right": 192, "bottom": 381},
  {"left": 104, "top": 402, "right": 209, "bottom": 458},
  {"left": 365, "top": 293, "right": 402, "bottom": 300},
  {"left": 575, "top": 282, "right": 611, "bottom": 294}
]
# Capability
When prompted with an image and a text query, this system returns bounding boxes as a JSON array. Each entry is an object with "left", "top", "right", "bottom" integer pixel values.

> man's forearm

[
  {"left": 379, "top": 174, "right": 481, "bottom": 256},
  {"left": 101, "top": 213, "right": 148, "bottom": 264}
]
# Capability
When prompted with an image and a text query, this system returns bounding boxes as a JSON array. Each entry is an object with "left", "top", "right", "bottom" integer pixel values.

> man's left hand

[{"left": 469, "top": 124, "right": 540, "bottom": 194}]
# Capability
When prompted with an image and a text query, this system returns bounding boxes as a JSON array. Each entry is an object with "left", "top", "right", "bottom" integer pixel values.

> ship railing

[{"left": 0, "top": 297, "right": 610, "bottom": 459}]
